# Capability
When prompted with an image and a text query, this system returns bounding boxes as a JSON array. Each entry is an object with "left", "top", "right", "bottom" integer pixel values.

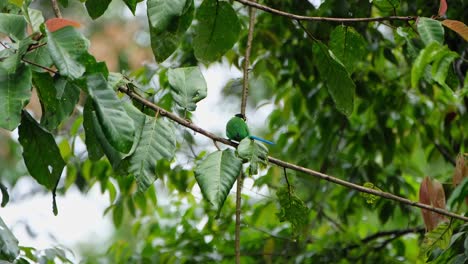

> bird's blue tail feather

[{"left": 249, "top": 135, "right": 275, "bottom": 145}]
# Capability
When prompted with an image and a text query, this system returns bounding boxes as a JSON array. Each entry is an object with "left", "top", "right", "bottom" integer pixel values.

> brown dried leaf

[
  {"left": 419, "top": 177, "right": 448, "bottom": 231},
  {"left": 45, "top": 18, "right": 81, "bottom": 33},
  {"left": 453, "top": 154, "right": 466, "bottom": 186},
  {"left": 442, "top": 19, "right": 468, "bottom": 41}
]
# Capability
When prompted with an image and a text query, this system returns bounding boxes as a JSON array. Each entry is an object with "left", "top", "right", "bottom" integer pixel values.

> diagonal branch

[
  {"left": 51, "top": 0, "right": 62, "bottom": 18},
  {"left": 117, "top": 86, "right": 468, "bottom": 222},
  {"left": 240, "top": 2, "right": 257, "bottom": 117},
  {"left": 234, "top": 0, "right": 416, "bottom": 23}
]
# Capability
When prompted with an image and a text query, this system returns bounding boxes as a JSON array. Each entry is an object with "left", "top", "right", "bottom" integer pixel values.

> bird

[{"left": 226, "top": 114, "right": 274, "bottom": 145}]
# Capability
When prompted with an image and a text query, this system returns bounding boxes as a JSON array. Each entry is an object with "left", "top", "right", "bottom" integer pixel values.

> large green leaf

[
  {"left": 417, "top": 17, "right": 444, "bottom": 46},
  {"left": 194, "top": 149, "right": 242, "bottom": 214},
  {"left": 129, "top": 117, "right": 176, "bottom": 192},
  {"left": 18, "top": 111, "right": 65, "bottom": 190},
  {"left": 313, "top": 42, "right": 355, "bottom": 116},
  {"left": 83, "top": 98, "right": 104, "bottom": 161},
  {"left": 86, "top": 0, "right": 112, "bottom": 19},
  {"left": 86, "top": 74, "right": 135, "bottom": 154},
  {"left": 24, "top": 8, "right": 44, "bottom": 33},
  {"left": 91, "top": 110, "right": 125, "bottom": 169},
  {"left": 276, "top": 187, "right": 309, "bottom": 234},
  {"left": 193, "top": 0, "right": 241, "bottom": 63},
  {"left": 167, "top": 66, "right": 207, "bottom": 111},
  {"left": 431, "top": 49, "right": 459, "bottom": 88},
  {"left": 0, "top": 13, "right": 27, "bottom": 41},
  {"left": 329, "top": 26, "right": 367, "bottom": 74},
  {"left": 24, "top": 45, "right": 53, "bottom": 73},
  {"left": 237, "top": 138, "right": 268, "bottom": 175},
  {"left": 33, "top": 73, "right": 80, "bottom": 130},
  {"left": 0, "top": 216, "right": 19, "bottom": 262},
  {"left": 46, "top": 26, "right": 89, "bottom": 79},
  {"left": 0, "top": 62, "right": 32, "bottom": 130},
  {"left": 148, "top": 0, "right": 193, "bottom": 62}
]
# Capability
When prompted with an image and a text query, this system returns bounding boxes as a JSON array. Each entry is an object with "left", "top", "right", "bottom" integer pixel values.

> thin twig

[
  {"left": 22, "top": 58, "right": 58, "bottom": 74},
  {"left": 234, "top": 0, "right": 416, "bottom": 23},
  {"left": 117, "top": 86, "right": 468, "bottom": 222},
  {"left": 235, "top": 172, "right": 243, "bottom": 264},
  {"left": 50, "top": 0, "right": 62, "bottom": 18},
  {"left": 241, "top": 1, "right": 257, "bottom": 117}
]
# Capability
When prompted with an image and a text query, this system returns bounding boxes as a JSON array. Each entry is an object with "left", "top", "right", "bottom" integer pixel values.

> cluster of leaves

[{"left": 0, "top": 0, "right": 467, "bottom": 263}]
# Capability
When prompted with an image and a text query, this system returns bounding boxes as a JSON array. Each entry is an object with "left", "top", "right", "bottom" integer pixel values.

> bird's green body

[
  {"left": 226, "top": 114, "right": 250, "bottom": 141},
  {"left": 226, "top": 114, "right": 274, "bottom": 145}
]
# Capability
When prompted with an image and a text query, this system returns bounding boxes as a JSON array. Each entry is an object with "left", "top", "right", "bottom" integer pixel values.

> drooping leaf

[
  {"left": 313, "top": 41, "right": 355, "bottom": 116},
  {"left": 83, "top": 98, "right": 104, "bottom": 161},
  {"left": 0, "top": 62, "right": 32, "bottom": 130},
  {"left": 91, "top": 111, "right": 125, "bottom": 169},
  {"left": 194, "top": 149, "right": 242, "bottom": 214},
  {"left": 85, "top": 0, "right": 112, "bottom": 19},
  {"left": 18, "top": 111, "right": 65, "bottom": 190},
  {"left": 329, "top": 26, "right": 367, "bottom": 74},
  {"left": 129, "top": 117, "right": 176, "bottom": 192},
  {"left": 0, "top": 13, "right": 27, "bottom": 41},
  {"left": 438, "top": 0, "right": 447, "bottom": 17},
  {"left": 193, "top": 0, "right": 241, "bottom": 63},
  {"left": 417, "top": 17, "right": 444, "bottom": 46},
  {"left": 442, "top": 19, "right": 468, "bottom": 41},
  {"left": 167, "top": 66, "right": 207, "bottom": 111},
  {"left": 46, "top": 26, "right": 89, "bottom": 79},
  {"left": 447, "top": 178, "right": 468, "bottom": 209},
  {"left": 148, "top": 0, "right": 193, "bottom": 62},
  {"left": 373, "top": 0, "right": 400, "bottom": 12},
  {"left": 33, "top": 73, "right": 80, "bottom": 130},
  {"left": 44, "top": 18, "right": 80, "bottom": 32},
  {"left": 86, "top": 74, "right": 135, "bottom": 154},
  {"left": 237, "top": 138, "right": 269, "bottom": 175},
  {"left": 276, "top": 187, "right": 309, "bottom": 234},
  {"left": 411, "top": 42, "right": 456, "bottom": 88},
  {"left": 419, "top": 177, "right": 448, "bottom": 231},
  {"left": 0, "top": 216, "right": 19, "bottom": 262},
  {"left": 453, "top": 154, "right": 467, "bottom": 186}
]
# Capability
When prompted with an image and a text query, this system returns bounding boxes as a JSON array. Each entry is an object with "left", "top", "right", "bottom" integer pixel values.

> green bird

[{"left": 226, "top": 114, "right": 274, "bottom": 145}]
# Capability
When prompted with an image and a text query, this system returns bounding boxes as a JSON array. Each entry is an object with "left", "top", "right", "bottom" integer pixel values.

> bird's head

[{"left": 235, "top": 113, "right": 246, "bottom": 120}]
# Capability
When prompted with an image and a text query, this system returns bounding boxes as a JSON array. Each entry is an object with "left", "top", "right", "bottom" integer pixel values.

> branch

[
  {"left": 234, "top": 0, "right": 416, "bottom": 23},
  {"left": 240, "top": 2, "right": 257, "bottom": 117},
  {"left": 50, "top": 0, "right": 62, "bottom": 18},
  {"left": 345, "top": 227, "right": 425, "bottom": 251},
  {"left": 22, "top": 58, "right": 58, "bottom": 74},
  {"left": 117, "top": 86, "right": 468, "bottom": 222}
]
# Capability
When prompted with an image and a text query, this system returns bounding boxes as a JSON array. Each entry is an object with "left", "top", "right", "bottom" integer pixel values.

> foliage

[{"left": 0, "top": 0, "right": 467, "bottom": 263}]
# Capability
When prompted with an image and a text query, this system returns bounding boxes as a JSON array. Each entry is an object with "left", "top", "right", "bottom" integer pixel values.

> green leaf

[
  {"left": 0, "top": 63, "right": 32, "bottom": 130},
  {"left": 167, "top": 66, "right": 207, "bottom": 111},
  {"left": 148, "top": 0, "right": 194, "bottom": 62},
  {"left": 420, "top": 222, "right": 452, "bottom": 257},
  {"left": 58, "top": 0, "right": 68, "bottom": 7},
  {"left": 86, "top": 0, "right": 111, "bottom": 19},
  {"left": 329, "top": 26, "right": 367, "bottom": 74},
  {"left": 237, "top": 138, "right": 269, "bottom": 175},
  {"left": 373, "top": 0, "right": 400, "bottom": 12},
  {"left": 129, "top": 117, "right": 176, "bottom": 192},
  {"left": 18, "top": 111, "right": 65, "bottom": 190},
  {"left": 313, "top": 41, "right": 355, "bottom": 116},
  {"left": 33, "top": 73, "right": 80, "bottom": 130},
  {"left": 194, "top": 150, "right": 242, "bottom": 214},
  {"left": 417, "top": 17, "right": 444, "bottom": 46},
  {"left": 411, "top": 42, "right": 450, "bottom": 88},
  {"left": 447, "top": 177, "right": 468, "bottom": 209},
  {"left": 431, "top": 49, "right": 459, "bottom": 88},
  {"left": 0, "top": 13, "right": 27, "bottom": 41},
  {"left": 83, "top": 98, "right": 104, "bottom": 161},
  {"left": 122, "top": 0, "right": 138, "bottom": 14},
  {"left": 193, "top": 0, "right": 241, "bottom": 63},
  {"left": 24, "top": 8, "right": 44, "bottom": 32},
  {"left": 276, "top": 187, "right": 309, "bottom": 234},
  {"left": 91, "top": 110, "right": 125, "bottom": 169},
  {"left": 24, "top": 45, "right": 53, "bottom": 73},
  {"left": 86, "top": 74, "right": 135, "bottom": 154},
  {"left": 0, "top": 216, "right": 19, "bottom": 262},
  {"left": 46, "top": 26, "right": 89, "bottom": 79},
  {"left": 360, "top": 182, "right": 382, "bottom": 204}
]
